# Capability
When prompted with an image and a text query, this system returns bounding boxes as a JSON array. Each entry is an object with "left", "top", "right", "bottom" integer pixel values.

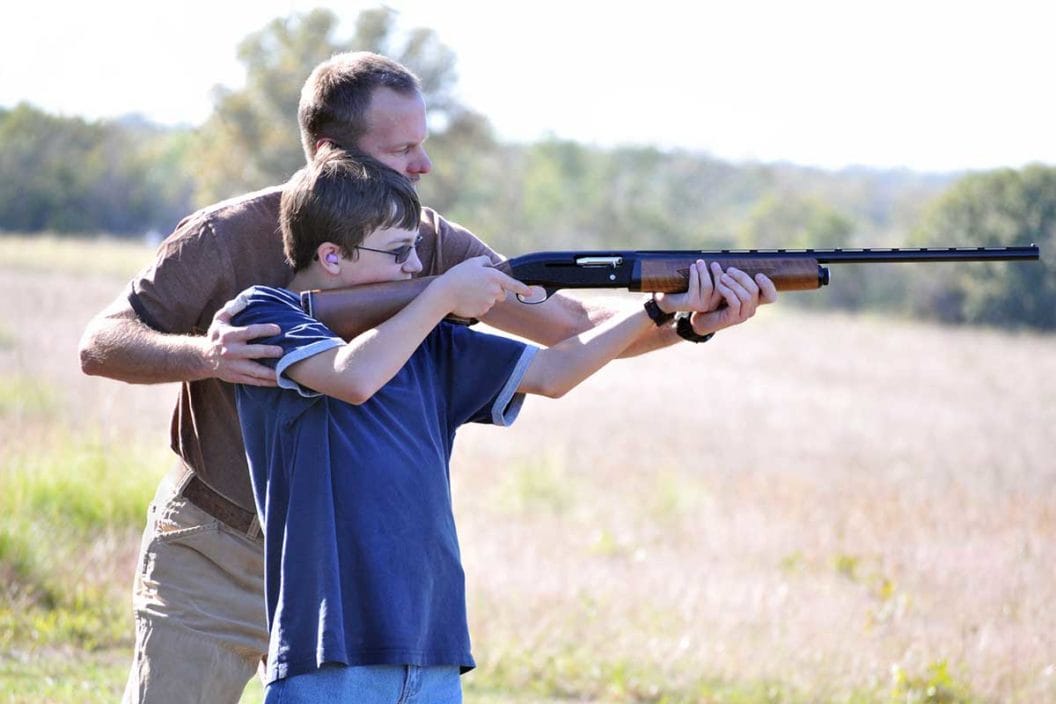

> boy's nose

[{"left": 403, "top": 249, "right": 424, "bottom": 274}]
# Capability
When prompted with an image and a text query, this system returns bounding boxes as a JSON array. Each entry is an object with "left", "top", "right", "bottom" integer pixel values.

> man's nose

[{"left": 412, "top": 147, "right": 432, "bottom": 175}]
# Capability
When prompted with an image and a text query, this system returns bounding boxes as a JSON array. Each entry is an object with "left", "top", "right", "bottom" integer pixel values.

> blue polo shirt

[{"left": 231, "top": 286, "right": 536, "bottom": 683}]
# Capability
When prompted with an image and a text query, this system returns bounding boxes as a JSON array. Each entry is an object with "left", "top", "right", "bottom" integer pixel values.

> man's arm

[
  {"left": 481, "top": 264, "right": 778, "bottom": 356},
  {"left": 79, "top": 292, "right": 282, "bottom": 386}
]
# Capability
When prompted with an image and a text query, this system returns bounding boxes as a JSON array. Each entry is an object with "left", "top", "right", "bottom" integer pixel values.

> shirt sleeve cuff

[
  {"left": 275, "top": 338, "right": 344, "bottom": 397},
  {"left": 491, "top": 345, "right": 539, "bottom": 427},
  {"left": 126, "top": 281, "right": 170, "bottom": 333}
]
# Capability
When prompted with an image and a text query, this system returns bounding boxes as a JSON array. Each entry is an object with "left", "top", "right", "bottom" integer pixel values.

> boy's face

[{"left": 338, "top": 226, "right": 423, "bottom": 286}]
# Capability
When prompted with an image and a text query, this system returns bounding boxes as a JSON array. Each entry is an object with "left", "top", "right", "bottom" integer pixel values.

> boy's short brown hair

[{"left": 280, "top": 145, "right": 421, "bottom": 271}]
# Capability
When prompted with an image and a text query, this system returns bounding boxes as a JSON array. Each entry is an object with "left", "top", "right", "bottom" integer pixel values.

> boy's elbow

[
  {"left": 333, "top": 379, "right": 377, "bottom": 406},
  {"left": 521, "top": 352, "right": 577, "bottom": 399},
  {"left": 524, "top": 376, "right": 571, "bottom": 400}
]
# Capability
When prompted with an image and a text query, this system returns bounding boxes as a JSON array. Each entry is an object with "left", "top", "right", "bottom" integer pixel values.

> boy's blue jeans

[{"left": 264, "top": 664, "right": 462, "bottom": 703}]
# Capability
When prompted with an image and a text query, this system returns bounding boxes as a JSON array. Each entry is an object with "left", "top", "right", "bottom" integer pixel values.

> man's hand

[
  {"left": 433, "top": 256, "right": 535, "bottom": 319},
  {"left": 202, "top": 298, "right": 283, "bottom": 386}
]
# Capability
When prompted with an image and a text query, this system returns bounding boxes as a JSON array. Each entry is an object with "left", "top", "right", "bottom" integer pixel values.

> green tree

[
  {"left": 193, "top": 7, "right": 488, "bottom": 205},
  {"left": 0, "top": 104, "right": 193, "bottom": 234},
  {"left": 734, "top": 194, "right": 877, "bottom": 309},
  {"left": 911, "top": 165, "right": 1056, "bottom": 329},
  {"left": 737, "top": 193, "right": 854, "bottom": 250}
]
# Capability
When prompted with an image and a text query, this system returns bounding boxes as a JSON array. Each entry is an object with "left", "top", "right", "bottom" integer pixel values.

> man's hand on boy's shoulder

[{"left": 202, "top": 298, "right": 283, "bottom": 386}]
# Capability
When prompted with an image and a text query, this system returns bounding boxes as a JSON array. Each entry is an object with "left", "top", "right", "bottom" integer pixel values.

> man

[{"left": 79, "top": 52, "right": 777, "bottom": 704}]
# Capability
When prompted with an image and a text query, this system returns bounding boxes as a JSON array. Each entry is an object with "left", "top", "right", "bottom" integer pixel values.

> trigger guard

[{"left": 516, "top": 287, "right": 554, "bottom": 304}]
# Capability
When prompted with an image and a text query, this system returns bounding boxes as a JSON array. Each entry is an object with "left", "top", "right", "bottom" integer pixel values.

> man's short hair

[
  {"left": 281, "top": 145, "right": 421, "bottom": 271},
  {"left": 298, "top": 52, "right": 421, "bottom": 161}
]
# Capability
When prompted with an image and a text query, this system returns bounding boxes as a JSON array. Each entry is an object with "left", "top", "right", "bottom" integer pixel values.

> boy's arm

[
  {"left": 284, "top": 285, "right": 455, "bottom": 404},
  {"left": 479, "top": 291, "right": 663, "bottom": 352},
  {"left": 287, "top": 257, "right": 533, "bottom": 404},
  {"left": 517, "top": 306, "right": 655, "bottom": 398}
]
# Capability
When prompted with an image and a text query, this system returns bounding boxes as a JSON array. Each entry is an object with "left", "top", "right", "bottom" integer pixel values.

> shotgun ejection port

[{"left": 575, "top": 256, "right": 623, "bottom": 267}]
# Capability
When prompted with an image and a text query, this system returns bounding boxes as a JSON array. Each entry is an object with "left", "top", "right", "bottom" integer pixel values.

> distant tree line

[
  {"left": 909, "top": 165, "right": 1055, "bottom": 328},
  {"left": 0, "top": 104, "right": 195, "bottom": 235},
  {"left": 2, "top": 7, "right": 1052, "bottom": 329}
]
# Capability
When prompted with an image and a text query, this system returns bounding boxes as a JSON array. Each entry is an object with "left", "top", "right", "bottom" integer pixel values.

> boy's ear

[{"left": 317, "top": 243, "right": 342, "bottom": 271}]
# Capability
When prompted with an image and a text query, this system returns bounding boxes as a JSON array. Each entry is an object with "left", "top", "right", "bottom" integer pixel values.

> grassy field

[{"left": 1, "top": 235, "right": 1053, "bottom": 703}]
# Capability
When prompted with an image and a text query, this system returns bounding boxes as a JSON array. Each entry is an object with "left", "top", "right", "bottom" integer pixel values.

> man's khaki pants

[{"left": 122, "top": 470, "right": 269, "bottom": 704}]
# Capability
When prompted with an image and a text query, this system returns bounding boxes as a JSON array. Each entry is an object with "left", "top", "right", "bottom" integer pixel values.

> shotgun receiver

[{"left": 301, "top": 245, "right": 1040, "bottom": 340}]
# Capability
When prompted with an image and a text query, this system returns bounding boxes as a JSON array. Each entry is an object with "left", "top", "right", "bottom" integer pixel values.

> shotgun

[{"left": 301, "top": 245, "right": 1041, "bottom": 340}]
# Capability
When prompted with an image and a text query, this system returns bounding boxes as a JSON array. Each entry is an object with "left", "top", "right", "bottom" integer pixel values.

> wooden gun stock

[
  {"left": 636, "top": 257, "right": 826, "bottom": 292},
  {"left": 302, "top": 276, "right": 438, "bottom": 341}
]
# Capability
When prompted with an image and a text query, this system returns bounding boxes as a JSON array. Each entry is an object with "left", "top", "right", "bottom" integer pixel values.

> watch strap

[
  {"left": 643, "top": 297, "right": 675, "bottom": 326},
  {"left": 675, "top": 313, "right": 715, "bottom": 343}
]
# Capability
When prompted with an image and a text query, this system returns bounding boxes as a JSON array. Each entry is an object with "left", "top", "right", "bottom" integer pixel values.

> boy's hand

[{"left": 435, "top": 256, "right": 534, "bottom": 319}]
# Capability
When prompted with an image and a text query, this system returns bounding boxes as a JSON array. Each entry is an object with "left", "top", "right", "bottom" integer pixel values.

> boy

[{"left": 232, "top": 146, "right": 727, "bottom": 702}]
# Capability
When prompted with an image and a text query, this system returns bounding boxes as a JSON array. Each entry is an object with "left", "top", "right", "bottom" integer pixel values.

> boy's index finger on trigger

[{"left": 491, "top": 269, "right": 531, "bottom": 296}]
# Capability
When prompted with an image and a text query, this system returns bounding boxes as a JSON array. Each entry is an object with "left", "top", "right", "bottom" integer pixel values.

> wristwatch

[
  {"left": 643, "top": 297, "right": 675, "bottom": 326},
  {"left": 675, "top": 313, "right": 715, "bottom": 343}
]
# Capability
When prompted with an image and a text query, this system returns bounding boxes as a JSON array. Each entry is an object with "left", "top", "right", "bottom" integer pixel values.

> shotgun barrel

[{"left": 501, "top": 244, "right": 1040, "bottom": 294}]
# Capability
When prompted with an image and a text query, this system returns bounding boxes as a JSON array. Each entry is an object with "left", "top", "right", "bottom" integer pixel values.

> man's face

[{"left": 356, "top": 88, "right": 432, "bottom": 183}]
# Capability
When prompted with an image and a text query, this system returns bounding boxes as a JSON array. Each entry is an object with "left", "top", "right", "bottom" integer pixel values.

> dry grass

[
  {"left": 1, "top": 237, "right": 1053, "bottom": 702},
  {"left": 455, "top": 301, "right": 1056, "bottom": 701}
]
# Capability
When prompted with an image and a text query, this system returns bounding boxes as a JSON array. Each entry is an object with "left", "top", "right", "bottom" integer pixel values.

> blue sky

[{"left": 3, "top": 0, "right": 1053, "bottom": 171}]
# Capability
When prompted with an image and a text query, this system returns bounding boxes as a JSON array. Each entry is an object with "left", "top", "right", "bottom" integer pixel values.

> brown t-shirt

[{"left": 128, "top": 186, "right": 501, "bottom": 512}]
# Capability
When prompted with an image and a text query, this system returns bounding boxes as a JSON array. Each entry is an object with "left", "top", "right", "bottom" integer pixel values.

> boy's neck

[{"left": 287, "top": 266, "right": 333, "bottom": 293}]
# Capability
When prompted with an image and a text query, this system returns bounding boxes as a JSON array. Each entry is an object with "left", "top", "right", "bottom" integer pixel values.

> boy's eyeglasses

[{"left": 354, "top": 234, "right": 423, "bottom": 264}]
